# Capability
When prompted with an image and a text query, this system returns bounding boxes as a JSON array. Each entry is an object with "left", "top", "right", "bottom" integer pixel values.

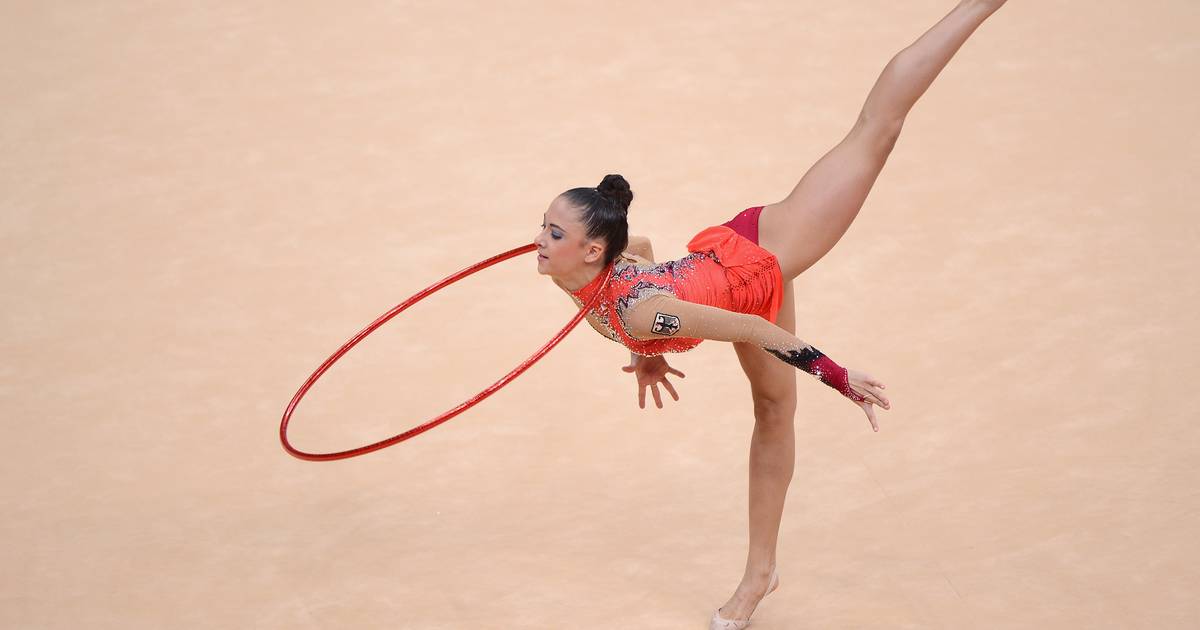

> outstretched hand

[
  {"left": 621, "top": 354, "right": 685, "bottom": 409},
  {"left": 846, "top": 368, "right": 890, "bottom": 432}
]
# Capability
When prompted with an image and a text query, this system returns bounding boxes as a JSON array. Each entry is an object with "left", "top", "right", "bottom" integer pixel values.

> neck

[{"left": 557, "top": 261, "right": 607, "bottom": 293}]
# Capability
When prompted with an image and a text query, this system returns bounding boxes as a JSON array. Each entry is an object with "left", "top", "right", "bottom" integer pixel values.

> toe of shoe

[{"left": 709, "top": 609, "right": 750, "bottom": 630}]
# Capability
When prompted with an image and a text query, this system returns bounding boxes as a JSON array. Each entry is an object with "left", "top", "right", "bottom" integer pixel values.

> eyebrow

[{"left": 543, "top": 212, "right": 566, "bottom": 233}]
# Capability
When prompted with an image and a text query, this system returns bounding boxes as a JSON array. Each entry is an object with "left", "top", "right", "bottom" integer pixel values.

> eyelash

[{"left": 541, "top": 224, "right": 561, "bottom": 239}]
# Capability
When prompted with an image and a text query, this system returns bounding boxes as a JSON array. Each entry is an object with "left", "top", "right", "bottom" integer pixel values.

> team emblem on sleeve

[{"left": 651, "top": 312, "right": 681, "bottom": 336}]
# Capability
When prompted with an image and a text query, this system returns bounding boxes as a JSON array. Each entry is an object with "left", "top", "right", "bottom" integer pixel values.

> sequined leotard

[{"left": 568, "top": 224, "right": 784, "bottom": 357}]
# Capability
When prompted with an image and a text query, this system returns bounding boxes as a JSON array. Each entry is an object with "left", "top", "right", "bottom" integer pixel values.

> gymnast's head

[{"left": 536, "top": 173, "right": 633, "bottom": 279}]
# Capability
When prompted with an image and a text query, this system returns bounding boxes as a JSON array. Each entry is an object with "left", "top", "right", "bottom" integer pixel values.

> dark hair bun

[{"left": 596, "top": 174, "right": 633, "bottom": 214}]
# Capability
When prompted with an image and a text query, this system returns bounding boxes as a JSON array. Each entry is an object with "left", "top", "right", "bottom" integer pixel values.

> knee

[
  {"left": 752, "top": 393, "right": 797, "bottom": 423},
  {"left": 853, "top": 113, "right": 904, "bottom": 155}
]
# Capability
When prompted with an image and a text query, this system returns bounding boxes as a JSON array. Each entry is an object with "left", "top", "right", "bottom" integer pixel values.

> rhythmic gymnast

[{"left": 534, "top": 1, "right": 1008, "bottom": 627}]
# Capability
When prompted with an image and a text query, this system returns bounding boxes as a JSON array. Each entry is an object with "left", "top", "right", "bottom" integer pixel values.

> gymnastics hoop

[{"left": 279, "top": 242, "right": 615, "bottom": 462}]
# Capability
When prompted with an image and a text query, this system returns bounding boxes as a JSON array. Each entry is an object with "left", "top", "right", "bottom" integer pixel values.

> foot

[{"left": 715, "top": 568, "right": 779, "bottom": 623}]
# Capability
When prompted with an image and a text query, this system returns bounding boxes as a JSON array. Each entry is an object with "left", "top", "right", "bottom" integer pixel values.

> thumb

[{"left": 621, "top": 364, "right": 635, "bottom": 372}]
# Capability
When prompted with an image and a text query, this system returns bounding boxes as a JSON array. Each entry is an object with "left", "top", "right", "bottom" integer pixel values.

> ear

[{"left": 583, "top": 240, "right": 606, "bottom": 264}]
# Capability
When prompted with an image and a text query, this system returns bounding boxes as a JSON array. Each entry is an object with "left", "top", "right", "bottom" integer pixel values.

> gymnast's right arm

[{"left": 621, "top": 294, "right": 887, "bottom": 407}]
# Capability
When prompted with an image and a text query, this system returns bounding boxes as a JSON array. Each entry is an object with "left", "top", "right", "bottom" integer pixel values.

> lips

[{"left": 538, "top": 253, "right": 548, "bottom": 260}]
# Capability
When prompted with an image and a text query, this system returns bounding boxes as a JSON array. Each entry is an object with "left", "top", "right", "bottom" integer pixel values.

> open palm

[{"left": 620, "top": 355, "right": 685, "bottom": 409}]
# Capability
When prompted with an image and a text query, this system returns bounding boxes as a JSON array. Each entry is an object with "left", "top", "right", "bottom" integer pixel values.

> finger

[
  {"left": 651, "top": 383, "right": 663, "bottom": 409},
  {"left": 638, "top": 384, "right": 646, "bottom": 409},
  {"left": 852, "top": 385, "right": 880, "bottom": 408},
  {"left": 865, "top": 405, "right": 879, "bottom": 432},
  {"left": 858, "top": 384, "right": 888, "bottom": 409},
  {"left": 668, "top": 368, "right": 686, "bottom": 378},
  {"left": 661, "top": 377, "right": 679, "bottom": 401}
]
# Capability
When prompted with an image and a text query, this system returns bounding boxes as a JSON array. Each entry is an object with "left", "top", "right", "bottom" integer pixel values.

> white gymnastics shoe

[{"left": 708, "top": 569, "right": 779, "bottom": 629}]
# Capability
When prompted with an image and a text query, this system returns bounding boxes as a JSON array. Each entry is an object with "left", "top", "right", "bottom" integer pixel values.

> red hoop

[{"left": 279, "top": 242, "right": 614, "bottom": 462}]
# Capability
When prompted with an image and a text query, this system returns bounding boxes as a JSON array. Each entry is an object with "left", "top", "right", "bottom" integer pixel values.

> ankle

[{"left": 743, "top": 562, "right": 776, "bottom": 579}]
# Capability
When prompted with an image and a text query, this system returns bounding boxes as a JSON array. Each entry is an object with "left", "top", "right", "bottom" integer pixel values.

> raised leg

[
  {"left": 716, "top": 279, "right": 798, "bottom": 622},
  {"left": 757, "top": 0, "right": 1007, "bottom": 281}
]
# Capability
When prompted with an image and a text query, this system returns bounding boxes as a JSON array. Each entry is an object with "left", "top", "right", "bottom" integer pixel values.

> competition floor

[{"left": 3, "top": 2, "right": 1197, "bottom": 628}]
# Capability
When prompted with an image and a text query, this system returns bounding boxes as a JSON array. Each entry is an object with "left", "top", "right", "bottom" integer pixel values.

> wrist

[
  {"left": 811, "top": 355, "right": 866, "bottom": 402},
  {"left": 764, "top": 344, "right": 866, "bottom": 403}
]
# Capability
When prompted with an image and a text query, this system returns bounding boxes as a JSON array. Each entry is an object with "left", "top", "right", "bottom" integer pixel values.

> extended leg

[
  {"left": 757, "top": 0, "right": 1007, "bottom": 280},
  {"left": 861, "top": 0, "right": 1007, "bottom": 125}
]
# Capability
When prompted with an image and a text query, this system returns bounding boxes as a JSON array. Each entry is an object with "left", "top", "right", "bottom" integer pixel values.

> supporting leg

[{"left": 717, "top": 280, "right": 798, "bottom": 622}]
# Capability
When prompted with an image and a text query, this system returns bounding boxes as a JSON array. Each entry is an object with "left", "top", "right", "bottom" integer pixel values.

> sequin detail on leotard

[
  {"left": 568, "top": 251, "right": 710, "bottom": 356},
  {"left": 568, "top": 224, "right": 784, "bottom": 357}
]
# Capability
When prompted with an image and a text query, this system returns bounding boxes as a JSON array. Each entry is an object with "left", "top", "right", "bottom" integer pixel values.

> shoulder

[{"left": 614, "top": 293, "right": 675, "bottom": 341}]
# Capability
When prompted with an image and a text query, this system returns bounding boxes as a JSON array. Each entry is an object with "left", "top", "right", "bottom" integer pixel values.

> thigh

[
  {"left": 756, "top": 123, "right": 899, "bottom": 281},
  {"left": 732, "top": 279, "right": 797, "bottom": 410}
]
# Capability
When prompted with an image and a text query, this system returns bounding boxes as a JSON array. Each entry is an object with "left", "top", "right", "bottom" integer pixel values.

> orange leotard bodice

[{"left": 568, "top": 225, "right": 784, "bottom": 356}]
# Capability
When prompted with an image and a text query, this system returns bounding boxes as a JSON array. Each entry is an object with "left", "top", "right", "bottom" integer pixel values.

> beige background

[{"left": 3, "top": 2, "right": 1197, "bottom": 628}]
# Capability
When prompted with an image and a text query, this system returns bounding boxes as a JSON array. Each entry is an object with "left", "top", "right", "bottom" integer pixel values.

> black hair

[{"left": 560, "top": 173, "right": 634, "bottom": 268}]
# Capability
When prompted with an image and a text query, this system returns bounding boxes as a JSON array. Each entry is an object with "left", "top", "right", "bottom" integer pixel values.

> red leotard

[{"left": 568, "top": 223, "right": 784, "bottom": 357}]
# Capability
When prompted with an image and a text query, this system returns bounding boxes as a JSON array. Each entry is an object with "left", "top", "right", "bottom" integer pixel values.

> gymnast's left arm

[{"left": 623, "top": 294, "right": 891, "bottom": 431}]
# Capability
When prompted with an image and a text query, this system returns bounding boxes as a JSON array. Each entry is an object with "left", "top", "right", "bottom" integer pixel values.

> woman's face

[{"left": 535, "top": 196, "right": 604, "bottom": 277}]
